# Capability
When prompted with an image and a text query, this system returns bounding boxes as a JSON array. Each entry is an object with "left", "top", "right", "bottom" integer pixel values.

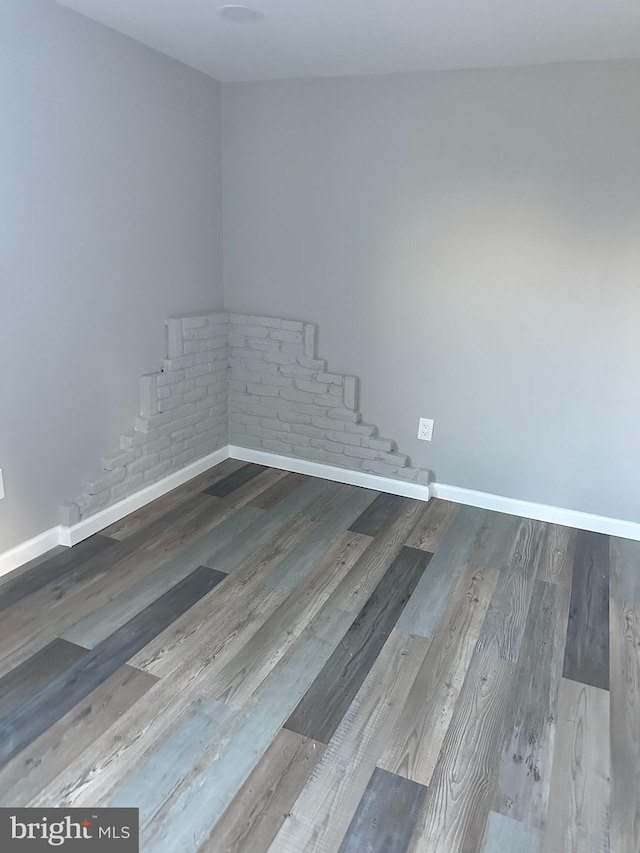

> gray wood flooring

[{"left": 0, "top": 458, "right": 637, "bottom": 852}]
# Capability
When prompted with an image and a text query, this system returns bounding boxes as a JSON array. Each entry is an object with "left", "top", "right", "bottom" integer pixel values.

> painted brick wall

[
  {"left": 228, "top": 314, "right": 430, "bottom": 486},
  {"left": 60, "top": 310, "right": 429, "bottom": 525},
  {"left": 60, "top": 313, "right": 229, "bottom": 524}
]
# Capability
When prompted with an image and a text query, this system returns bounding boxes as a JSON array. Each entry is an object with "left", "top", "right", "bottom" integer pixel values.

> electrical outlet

[
  {"left": 417, "top": 418, "right": 434, "bottom": 441},
  {"left": 0, "top": 469, "right": 4, "bottom": 500}
]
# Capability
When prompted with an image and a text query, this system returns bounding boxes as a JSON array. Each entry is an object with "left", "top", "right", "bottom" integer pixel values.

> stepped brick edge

[{"left": 60, "top": 311, "right": 431, "bottom": 525}]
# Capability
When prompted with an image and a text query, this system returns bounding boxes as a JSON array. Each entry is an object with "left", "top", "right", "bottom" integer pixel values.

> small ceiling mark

[{"left": 217, "top": 5, "right": 264, "bottom": 23}]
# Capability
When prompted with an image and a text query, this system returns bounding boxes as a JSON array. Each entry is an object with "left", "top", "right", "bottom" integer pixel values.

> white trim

[
  {"left": 431, "top": 482, "right": 640, "bottom": 541},
  {"left": 228, "top": 445, "right": 432, "bottom": 502},
  {"left": 58, "top": 447, "right": 230, "bottom": 547},
  {"left": 5, "top": 446, "right": 640, "bottom": 579},
  {"left": 0, "top": 527, "right": 61, "bottom": 579}
]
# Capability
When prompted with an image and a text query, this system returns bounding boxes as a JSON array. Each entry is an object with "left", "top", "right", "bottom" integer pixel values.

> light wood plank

[
  {"left": 0, "top": 566, "right": 225, "bottom": 768},
  {"left": 404, "top": 499, "right": 459, "bottom": 552},
  {"left": 264, "top": 487, "right": 378, "bottom": 590},
  {"left": 543, "top": 678, "right": 610, "bottom": 853},
  {"left": 108, "top": 696, "right": 235, "bottom": 821},
  {"left": 63, "top": 507, "right": 263, "bottom": 649},
  {"left": 483, "top": 811, "right": 540, "bottom": 853},
  {"left": 475, "top": 517, "right": 546, "bottom": 661},
  {"left": 379, "top": 564, "right": 499, "bottom": 785},
  {"left": 29, "top": 586, "right": 290, "bottom": 807},
  {"left": 140, "top": 606, "right": 356, "bottom": 852},
  {"left": 0, "top": 665, "right": 157, "bottom": 805},
  {"left": 269, "top": 629, "right": 430, "bottom": 853},
  {"left": 610, "top": 599, "right": 640, "bottom": 853},
  {"left": 0, "top": 534, "right": 116, "bottom": 612},
  {"left": 206, "top": 478, "right": 358, "bottom": 580},
  {"left": 101, "top": 457, "right": 245, "bottom": 539},
  {"left": 0, "top": 469, "right": 287, "bottom": 674},
  {"left": 494, "top": 580, "right": 571, "bottom": 829},
  {"left": 407, "top": 652, "right": 515, "bottom": 853},
  {"left": 128, "top": 516, "right": 315, "bottom": 678},
  {"left": 210, "top": 531, "right": 371, "bottom": 706},
  {"left": 538, "top": 524, "right": 576, "bottom": 587},
  {"left": 329, "top": 499, "right": 429, "bottom": 613},
  {"left": 200, "top": 730, "right": 325, "bottom": 853},
  {"left": 248, "top": 472, "right": 309, "bottom": 509},
  {"left": 285, "top": 546, "right": 430, "bottom": 743},
  {"left": 396, "top": 505, "right": 487, "bottom": 638}
]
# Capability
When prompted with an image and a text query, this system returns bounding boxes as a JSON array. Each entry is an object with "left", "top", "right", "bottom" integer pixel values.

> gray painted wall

[
  {"left": 0, "top": 0, "right": 223, "bottom": 552},
  {"left": 222, "top": 60, "right": 640, "bottom": 523}
]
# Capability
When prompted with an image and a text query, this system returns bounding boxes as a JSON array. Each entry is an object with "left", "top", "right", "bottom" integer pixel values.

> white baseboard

[
  {"left": 58, "top": 446, "right": 230, "bottom": 547},
  {"left": 228, "top": 445, "right": 432, "bottom": 502},
  {"left": 431, "top": 482, "right": 640, "bottom": 541},
  {"left": 0, "top": 527, "right": 62, "bottom": 579},
  {"left": 0, "top": 447, "right": 230, "bottom": 578},
  {"left": 4, "top": 445, "right": 639, "bottom": 579}
]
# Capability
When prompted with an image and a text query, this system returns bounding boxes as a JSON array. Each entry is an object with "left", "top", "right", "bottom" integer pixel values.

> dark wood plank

[
  {"left": 285, "top": 546, "right": 431, "bottom": 743},
  {"left": 199, "top": 729, "right": 325, "bottom": 853},
  {"left": 0, "top": 565, "right": 225, "bottom": 767},
  {"left": 338, "top": 768, "right": 427, "bottom": 853},
  {"left": 610, "top": 536, "right": 640, "bottom": 605},
  {"left": 0, "top": 664, "right": 157, "bottom": 805},
  {"left": 610, "top": 599, "right": 640, "bottom": 853},
  {"left": 204, "top": 463, "right": 268, "bottom": 497},
  {"left": 247, "top": 472, "right": 309, "bottom": 509},
  {"left": 0, "top": 638, "right": 88, "bottom": 719},
  {"left": 271, "top": 631, "right": 429, "bottom": 852},
  {"left": 562, "top": 529, "right": 610, "bottom": 690},
  {"left": 331, "top": 499, "right": 436, "bottom": 615},
  {"left": 348, "top": 492, "right": 406, "bottom": 537},
  {"left": 0, "top": 534, "right": 116, "bottom": 612}
]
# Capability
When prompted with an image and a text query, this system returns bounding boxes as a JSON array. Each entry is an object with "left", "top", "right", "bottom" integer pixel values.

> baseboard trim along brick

[
  {"left": 4, "top": 447, "right": 640, "bottom": 577},
  {"left": 0, "top": 447, "right": 230, "bottom": 578},
  {"left": 431, "top": 482, "right": 640, "bottom": 541},
  {"left": 228, "top": 445, "right": 433, "bottom": 502},
  {"left": 58, "top": 447, "right": 230, "bottom": 547}
]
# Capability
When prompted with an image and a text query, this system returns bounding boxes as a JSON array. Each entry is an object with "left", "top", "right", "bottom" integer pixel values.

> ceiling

[{"left": 54, "top": 0, "right": 640, "bottom": 82}]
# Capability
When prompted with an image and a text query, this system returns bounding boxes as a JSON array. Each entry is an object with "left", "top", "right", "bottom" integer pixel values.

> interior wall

[
  {"left": 222, "top": 60, "right": 640, "bottom": 523},
  {"left": 0, "top": 0, "right": 223, "bottom": 552}
]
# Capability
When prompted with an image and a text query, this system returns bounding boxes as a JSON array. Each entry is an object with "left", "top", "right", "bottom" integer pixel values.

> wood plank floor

[{"left": 0, "top": 460, "right": 636, "bottom": 852}]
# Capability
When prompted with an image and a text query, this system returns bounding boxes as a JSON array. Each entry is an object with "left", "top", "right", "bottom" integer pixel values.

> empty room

[{"left": 1, "top": 0, "right": 639, "bottom": 850}]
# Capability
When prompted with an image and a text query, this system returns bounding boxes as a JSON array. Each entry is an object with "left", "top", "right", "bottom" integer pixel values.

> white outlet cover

[{"left": 417, "top": 418, "right": 434, "bottom": 441}]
